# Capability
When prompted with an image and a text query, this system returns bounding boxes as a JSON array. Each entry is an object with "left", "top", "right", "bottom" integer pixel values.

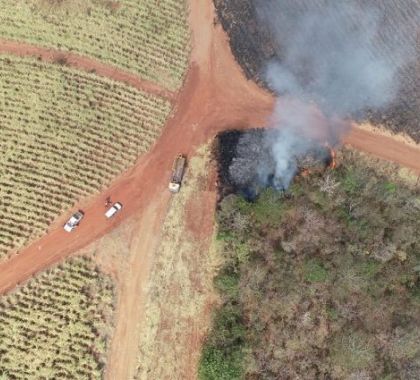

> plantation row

[
  {"left": 0, "top": 256, "right": 114, "bottom": 379},
  {"left": 0, "top": 56, "right": 171, "bottom": 258},
  {"left": 0, "top": 0, "right": 190, "bottom": 90}
]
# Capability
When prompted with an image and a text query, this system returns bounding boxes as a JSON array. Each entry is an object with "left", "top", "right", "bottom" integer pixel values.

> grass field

[
  {"left": 0, "top": 0, "right": 190, "bottom": 90},
  {"left": 135, "top": 147, "right": 220, "bottom": 379},
  {"left": 200, "top": 149, "right": 420, "bottom": 379},
  {"left": 0, "top": 256, "right": 114, "bottom": 379},
  {"left": 0, "top": 55, "right": 171, "bottom": 258}
]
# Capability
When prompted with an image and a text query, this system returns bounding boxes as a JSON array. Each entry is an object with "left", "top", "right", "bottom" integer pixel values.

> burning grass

[
  {"left": 214, "top": 129, "right": 334, "bottom": 200},
  {"left": 200, "top": 148, "right": 420, "bottom": 379}
]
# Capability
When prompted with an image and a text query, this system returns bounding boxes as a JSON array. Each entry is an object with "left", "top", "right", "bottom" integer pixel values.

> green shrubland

[{"left": 200, "top": 149, "right": 420, "bottom": 379}]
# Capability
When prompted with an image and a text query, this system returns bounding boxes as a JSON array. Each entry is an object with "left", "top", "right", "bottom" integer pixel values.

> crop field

[
  {"left": 0, "top": 256, "right": 114, "bottom": 379},
  {"left": 0, "top": 0, "right": 190, "bottom": 90},
  {"left": 214, "top": 0, "right": 420, "bottom": 142},
  {"left": 0, "top": 56, "right": 171, "bottom": 258}
]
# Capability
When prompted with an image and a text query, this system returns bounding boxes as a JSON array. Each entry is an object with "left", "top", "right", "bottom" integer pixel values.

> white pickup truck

[
  {"left": 64, "top": 211, "right": 84, "bottom": 232},
  {"left": 105, "top": 202, "right": 123, "bottom": 218}
]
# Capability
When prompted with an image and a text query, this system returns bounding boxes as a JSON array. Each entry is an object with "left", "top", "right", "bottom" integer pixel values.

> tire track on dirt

[
  {"left": 345, "top": 125, "right": 420, "bottom": 175},
  {"left": 0, "top": 0, "right": 418, "bottom": 333},
  {"left": 0, "top": 38, "right": 176, "bottom": 102}
]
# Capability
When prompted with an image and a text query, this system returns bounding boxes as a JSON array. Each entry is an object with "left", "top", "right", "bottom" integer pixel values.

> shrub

[{"left": 304, "top": 259, "right": 329, "bottom": 283}]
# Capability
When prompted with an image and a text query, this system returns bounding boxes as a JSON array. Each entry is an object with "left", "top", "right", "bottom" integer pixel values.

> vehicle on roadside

[
  {"left": 105, "top": 202, "right": 123, "bottom": 218},
  {"left": 63, "top": 211, "right": 84, "bottom": 232},
  {"left": 169, "top": 154, "right": 187, "bottom": 193}
]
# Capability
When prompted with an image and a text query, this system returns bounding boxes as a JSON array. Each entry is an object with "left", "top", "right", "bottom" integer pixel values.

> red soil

[
  {"left": 0, "top": 38, "right": 175, "bottom": 102},
  {"left": 0, "top": 0, "right": 419, "bottom": 297},
  {"left": 345, "top": 126, "right": 420, "bottom": 174},
  {"left": 0, "top": 0, "right": 272, "bottom": 324}
]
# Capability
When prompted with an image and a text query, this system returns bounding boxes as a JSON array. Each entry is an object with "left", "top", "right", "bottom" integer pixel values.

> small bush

[
  {"left": 199, "top": 303, "right": 246, "bottom": 380},
  {"left": 304, "top": 259, "right": 329, "bottom": 282},
  {"left": 331, "top": 333, "right": 376, "bottom": 372},
  {"left": 214, "top": 270, "right": 240, "bottom": 298},
  {"left": 199, "top": 345, "right": 244, "bottom": 380}
]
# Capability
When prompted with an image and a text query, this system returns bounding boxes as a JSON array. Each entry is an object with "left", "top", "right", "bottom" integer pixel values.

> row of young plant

[
  {"left": 0, "top": 0, "right": 190, "bottom": 90},
  {"left": 0, "top": 256, "right": 115, "bottom": 380},
  {"left": 0, "top": 56, "right": 171, "bottom": 257}
]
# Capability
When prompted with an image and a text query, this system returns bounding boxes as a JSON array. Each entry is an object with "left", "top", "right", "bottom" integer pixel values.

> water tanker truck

[{"left": 169, "top": 154, "right": 186, "bottom": 193}]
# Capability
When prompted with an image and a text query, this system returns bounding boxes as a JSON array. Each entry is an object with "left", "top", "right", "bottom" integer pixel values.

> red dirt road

[
  {"left": 345, "top": 125, "right": 420, "bottom": 174},
  {"left": 0, "top": 0, "right": 419, "bottom": 296},
  {"left": 0, "top": 1, "right": 273, "bottom": 291},
  {"left": 0, "top": 38, "right": 175, "bottom": 102}
]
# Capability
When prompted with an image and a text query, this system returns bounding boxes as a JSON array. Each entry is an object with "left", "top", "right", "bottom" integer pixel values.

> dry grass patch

[{"left": 134, "top": 146, "right": 221, "bottom": 380}]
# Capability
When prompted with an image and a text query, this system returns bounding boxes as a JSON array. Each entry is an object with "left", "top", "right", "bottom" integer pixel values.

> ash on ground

[
  {"left": 215, "top": 129, "right": 331, "bottom": 201},
  {"left": 213, "top": 0, "right": 419, "bottom": 142}
]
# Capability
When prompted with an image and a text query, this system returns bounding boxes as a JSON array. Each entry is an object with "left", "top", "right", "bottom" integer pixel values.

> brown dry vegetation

[
  {"left": 200, "top": 149, "right": 420, "bottom": 379},
  {"left": 134, "top": 146, "right": 220, "bottom": 380}
]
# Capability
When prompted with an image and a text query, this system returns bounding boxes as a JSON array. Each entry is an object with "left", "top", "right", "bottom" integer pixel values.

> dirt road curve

[
  {"left": 0, "top": 0, "right": 418, "bottom": 316},
  {"left": 0, "top": 38, "right": 176, "bottom": 102},
  {"left": 0, "top": 0, "right": 275, "bottom": 293}
]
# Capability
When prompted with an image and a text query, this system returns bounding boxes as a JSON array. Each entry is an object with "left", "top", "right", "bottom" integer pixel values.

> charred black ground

[
  {"left": 214, "top": 130, "right": 247, "bottom": 200},
  {"left": 213, "top": 0, "right": 420, "bottom": 142},
  {"left": 214, "top": 129, "right": 332, "bottom": 201}
]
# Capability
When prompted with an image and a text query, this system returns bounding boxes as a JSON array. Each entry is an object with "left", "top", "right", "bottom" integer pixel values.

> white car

[
  {"left": 64, "top": 211, "right": 84, "bottom": 232},
  {"left": 105, "top": 202, "right": 123, "bottom": 218}
]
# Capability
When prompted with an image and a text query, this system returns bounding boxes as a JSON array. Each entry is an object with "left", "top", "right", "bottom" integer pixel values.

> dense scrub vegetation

[
  {"left": 0, "top": 256, "right": 114, "bottom": 379},
  {"left": 0, "top": 0, "right": 190, "bottom": 89},
  {"left": 0, "top": 56, "right": 170, "bottom": 258},
  {"left": 200, "top": 150, "right": 420, "bottom": 379}
]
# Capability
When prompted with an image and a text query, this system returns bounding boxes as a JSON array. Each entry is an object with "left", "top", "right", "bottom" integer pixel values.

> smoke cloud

[{"left": 231, "top": 1, "right": 416, "bottom": 192}]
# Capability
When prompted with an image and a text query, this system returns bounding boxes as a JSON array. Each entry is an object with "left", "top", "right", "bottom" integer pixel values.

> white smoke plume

[{"left": 232, "top": 1, "right": 416, "bottom": 191}]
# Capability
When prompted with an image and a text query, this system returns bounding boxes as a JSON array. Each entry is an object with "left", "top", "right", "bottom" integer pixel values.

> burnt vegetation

[
  {"left": 201, "top": 144, "right": 420, "bottom": 379},
  {"left": 213, "top": 0, "right": 420, "bottom": 142},
  {"left": 214, "top": 130, "right": 332, "bottom": 200}
]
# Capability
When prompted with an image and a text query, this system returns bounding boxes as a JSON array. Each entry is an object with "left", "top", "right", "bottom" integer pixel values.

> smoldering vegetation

[
  {"left": 215, "top": 130, "right": 331, "bottom": 200},
  {"left": 260, "top": 1, "right": 415, "bottom": 117},
  {"left": 214, "top": 0, "right": 420, "bottom": 141}
]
